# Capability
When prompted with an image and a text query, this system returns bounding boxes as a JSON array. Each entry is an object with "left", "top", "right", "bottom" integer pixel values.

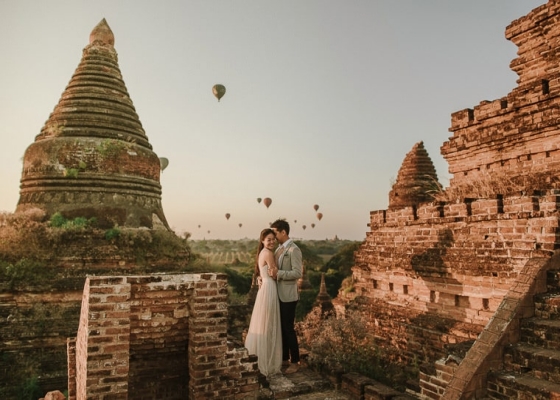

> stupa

[
  {"left": 16, "top": 19, "right": 169, "bottom": 230},
  {"left": 388, "top": 141, "right": 440, "bottom": 209},
  {"left": 313, "top": 273, "right": 334, "bottom": 317}
]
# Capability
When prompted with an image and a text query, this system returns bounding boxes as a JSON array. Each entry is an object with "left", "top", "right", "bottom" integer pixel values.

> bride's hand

[{"left": 268, "top": 266, "right": 278, "bottom": 279}]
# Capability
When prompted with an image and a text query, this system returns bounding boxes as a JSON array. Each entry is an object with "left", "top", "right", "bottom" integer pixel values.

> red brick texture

[{"left": 68, "top": 274, "right": 259, "bottom": 400}]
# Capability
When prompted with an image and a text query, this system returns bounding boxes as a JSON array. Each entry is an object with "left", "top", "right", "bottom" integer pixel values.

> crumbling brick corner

[{"left": 67, "top": 273, "right": 259, "bottom": 400}]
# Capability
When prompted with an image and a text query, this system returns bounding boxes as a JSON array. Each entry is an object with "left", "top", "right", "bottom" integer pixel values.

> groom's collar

[{"left": 282, "top": 238, "right": 293, "bottom": 248}]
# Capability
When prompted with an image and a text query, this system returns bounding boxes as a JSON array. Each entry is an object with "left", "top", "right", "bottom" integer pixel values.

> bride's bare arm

[{"left": 265, "top": 251, "right": 278, "bottom": 279}]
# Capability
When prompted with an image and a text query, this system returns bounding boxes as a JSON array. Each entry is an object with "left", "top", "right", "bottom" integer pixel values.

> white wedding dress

[{"left": 244, "top": 263, "right": 282, "bottom": 377}]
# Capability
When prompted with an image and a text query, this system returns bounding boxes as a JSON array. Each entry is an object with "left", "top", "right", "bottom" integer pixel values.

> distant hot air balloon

[
  {"left": 294, "top": 220, "right": 297, "bottom": 224},
  {"left": 159, "top": 157, "right": 169, "bottom": 172},
  {"left": 263, "top": 197, "right": 272, "bottom": 208},
  {"left": 257, "top": 197, "right": 262, "bottom": 204},
  {"left": 317, "top": 212, "right": 323, "bottom": 221},
  {"left": 313, "top": 204, "right": 319, "bottom": 212},
  {"left": 207, "top": 230, "right": 211, "bottom": 234},
  {"left": 225, "top": 213, "right": 231, "bottom": 220},
  {"left": 212, "top": 84, "right": 226, "bottom": 102},
  {"left": 302, "top": 225, "right": 307, "bottom": 230},
  {"left": 198, "top": 225, "right": 201, "bottom": 228},
  {"left": 239, "top": 223, "right": 242, "bottom": 228},
  {"left": 311, "top": 223, "right": 315, "bottom": 228}
]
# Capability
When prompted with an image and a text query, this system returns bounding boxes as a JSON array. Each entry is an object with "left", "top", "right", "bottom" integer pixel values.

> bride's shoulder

[
  {"left": 260, "top": 248, "right": 275, "bottom": 260},
  {"left": 259, "top": 248, "right": 272, "bottom": 258}
]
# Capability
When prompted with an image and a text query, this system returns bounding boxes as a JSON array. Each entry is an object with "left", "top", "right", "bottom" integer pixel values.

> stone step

[
  {"left": 520, "top": 317, "right": 560, "bottom": 350},
  {"left": 260, "top": 366, "right": 339, "bottom": 399},
  {"left": 487, "top": 371, "right": 560, "bottom": 400},
  {"left": 260, "top": 365, "right": 414, "bottom": 400},
  {"left": 503, "top": 342, "right": 560, "bottom": 384},
  {"left": 534, "top": 293, "right": 560, "bottom": 320}
]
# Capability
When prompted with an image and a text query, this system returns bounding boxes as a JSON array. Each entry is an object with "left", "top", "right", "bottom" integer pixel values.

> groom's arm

[{"left": 277, "top": 247, "right": 303, "bottom": 281}]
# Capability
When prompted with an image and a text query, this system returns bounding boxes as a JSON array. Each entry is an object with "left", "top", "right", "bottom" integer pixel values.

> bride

[{"left": 244, "top": 228, "right": 282, "bottom": 377}]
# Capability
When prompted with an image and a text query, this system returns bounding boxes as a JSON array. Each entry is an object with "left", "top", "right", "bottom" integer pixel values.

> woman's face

[{"left": 262, "top": 233, "right": 276, "bottom": 250}]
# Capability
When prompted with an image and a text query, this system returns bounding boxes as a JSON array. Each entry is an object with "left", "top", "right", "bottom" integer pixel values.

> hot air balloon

[
  {"left": 159, "top": 157, "right": 169, "bottom": 172},
  {"left": 311, "top": 223, "right": 315, "bottom": 228},
  {"left": 317, "top": 212, "right": 323, "bottom": 221},
  {"left": 257, "top": 197, "right": 262, "bottom": 204},
  {"left": 198, "top": 225, "right": 201, "bottom": 228},
  {"left": 313, "top": 204, "right": 319, "bottom": 212},
  {"left": 207, "top": 230, "right": 211, "bottom": 234},
  {"left": 225, "top": 213, "right": 231, "bottom": 220},
  {"left": 212, "top": 84, "right": 226, "bottom": 102},
  {"left": 239, "top": 223, "right": 242, "bottom": 228},
  {"left": 263, "top": 197, "right": 272, "bottom": 208},
  {"left": 294, "top": 220, "right": 297, "bottom": 223}
]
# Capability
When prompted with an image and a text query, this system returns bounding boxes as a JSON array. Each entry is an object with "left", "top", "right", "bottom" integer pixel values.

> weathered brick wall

[
  {"left": 0, "top": 290, "right": 82, "bottom": 392},
  {"left": 128, "top": 276, "right": 190, "bottom": 397},
  {"left": 442, "top": 1, "right": 560, "bottom": 191},
  {"left": 440, "top": 256, "right": 554, "bottom": 400},
  {"left": 74, "top": 276, "right": 131, "bottom": 399},
  {"left": 340, "top": 1, "right": 560, "bottom": 396},
  {"left": 345, "top": 192, "right": 560, "bottom": 368},
  {"left": 68, "top": 273, "right": 259, "bottom": 400}
]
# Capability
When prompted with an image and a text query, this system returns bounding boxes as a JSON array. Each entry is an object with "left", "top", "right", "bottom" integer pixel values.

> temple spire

[
  {"left": 89, "top": 18, "right": 114, "bottom": 47},
  {"left": 17, "top": 19, "right": 169, "bottom": 230},
  {"left": 313, "top": 273, "right": 334, "bottom": 317},
  {"left": 388, "top": 141, "right": 440, "bottom": 209}
]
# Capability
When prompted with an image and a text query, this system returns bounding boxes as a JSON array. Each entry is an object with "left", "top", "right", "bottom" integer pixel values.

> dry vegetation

[
  {"left": 0, "top": 209, "right": 192, "bottom": 290},
  {"left": 299, "top": 308, "right": 417, "bottom": 391},
  {"left": 429, "top": 170, "right": 560, "bottom": 202}
]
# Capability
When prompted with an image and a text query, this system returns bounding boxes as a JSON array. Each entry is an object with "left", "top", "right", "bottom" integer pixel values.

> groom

[{"left": 271, "top": 218, "right": 302, "bottom": 374}]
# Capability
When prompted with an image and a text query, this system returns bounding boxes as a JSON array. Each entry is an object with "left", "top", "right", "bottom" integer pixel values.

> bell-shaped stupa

[
  {"left": 388, "top": 141, "right": 440, "bottom": 209},
  {"left": 17, "top": 19, "right": 169, "bottom": 229}
]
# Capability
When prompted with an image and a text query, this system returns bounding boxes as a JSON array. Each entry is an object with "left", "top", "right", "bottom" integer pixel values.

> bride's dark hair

[{"left": 255, "top": 228, "right": 275, "bottom": 277}]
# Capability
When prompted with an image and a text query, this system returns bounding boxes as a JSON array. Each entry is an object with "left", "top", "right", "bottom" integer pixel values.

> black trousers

[{"left": 279, "top": 300, "right": 300, "bottom": 363}]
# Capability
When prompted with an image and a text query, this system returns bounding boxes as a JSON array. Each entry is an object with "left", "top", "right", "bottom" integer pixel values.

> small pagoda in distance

[{"left": 16, "top": 19, "right": 169, "bottom": 230}]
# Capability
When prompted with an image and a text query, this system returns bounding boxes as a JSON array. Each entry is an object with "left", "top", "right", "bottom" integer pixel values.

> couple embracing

[{"left": 244, "top": 219, "right": 302, "bottom": 377}]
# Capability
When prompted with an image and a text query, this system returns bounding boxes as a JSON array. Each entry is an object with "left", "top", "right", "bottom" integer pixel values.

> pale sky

[{"left": 0, "top": 1, "right": 545, "bottom": 240}]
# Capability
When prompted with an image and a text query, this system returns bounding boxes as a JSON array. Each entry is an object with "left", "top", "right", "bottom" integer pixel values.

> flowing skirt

[{"left": 244, "top": 278, "right": 282, "bottom": 376}]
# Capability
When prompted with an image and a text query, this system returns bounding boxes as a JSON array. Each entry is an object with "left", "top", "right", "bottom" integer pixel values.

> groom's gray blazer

[{"left": 276, "top": 241, "right": 303, "bottom": 302}]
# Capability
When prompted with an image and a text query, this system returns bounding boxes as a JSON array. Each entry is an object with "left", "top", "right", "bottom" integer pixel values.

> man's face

[{"left": 272, "top": 228, "right": 287, "bottom": 244}]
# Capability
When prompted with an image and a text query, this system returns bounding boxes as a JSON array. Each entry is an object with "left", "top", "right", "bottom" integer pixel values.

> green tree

[
  {"left": 320, "top": 242, "right": 361, "bottom": 298},
  {"left": 296, "top": 241, "right": 323, "bottom": 271}
]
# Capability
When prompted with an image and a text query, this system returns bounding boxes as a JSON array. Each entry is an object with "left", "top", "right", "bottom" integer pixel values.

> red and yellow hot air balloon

[
  {"left": 263, "top": 197, "right": 272, "bottom": 208},
  {"left": 316, "top": 212, "right": 323, "bottom": 221}
]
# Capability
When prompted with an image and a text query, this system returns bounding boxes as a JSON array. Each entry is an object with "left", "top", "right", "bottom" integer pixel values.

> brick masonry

[
  {"left": 67, "top": 274, "right": 259, "bottom": 400},
  {"left": 336, "top": 1, "right": 560, "bottom": 398}
]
